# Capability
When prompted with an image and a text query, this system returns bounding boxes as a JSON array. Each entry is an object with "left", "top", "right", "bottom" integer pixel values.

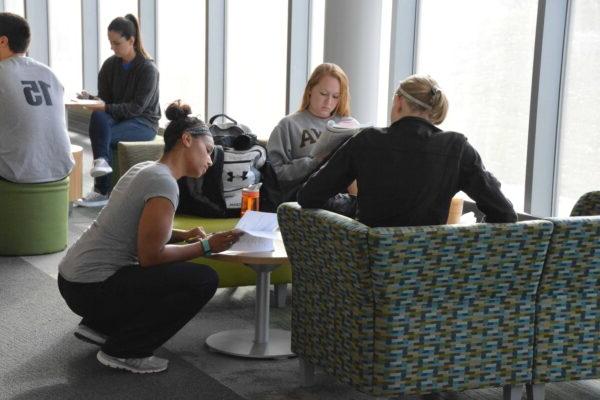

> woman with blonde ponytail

[
  {"left": 75, "top": 13, "right": 161, "bottom": 208},
  {"left": 298, "top": 74, "right": 517, "bottom": 227}
]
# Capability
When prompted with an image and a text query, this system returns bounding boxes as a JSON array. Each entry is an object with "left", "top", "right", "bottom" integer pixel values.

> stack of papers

[{"left": 229, "top": 211, "right": 280, "bottom": 252}]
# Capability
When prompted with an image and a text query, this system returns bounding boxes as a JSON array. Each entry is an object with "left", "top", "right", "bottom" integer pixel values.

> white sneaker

[
  {"left": 74, "top": 323, "right": 107, "bottom": 346},
  {"left": 90, "top": 158, "right": 113, "bottom": 177},
  {"left": 97, "top": 350, "right": 169, "bottom": 374},
  {"left": 75, "top": 191, "right": 109, "bottom": 208}
]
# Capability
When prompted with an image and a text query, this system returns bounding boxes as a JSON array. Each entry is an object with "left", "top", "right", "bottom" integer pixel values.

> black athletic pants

[{"left": 58, "top": 262, "right": 218, "bottom": 358}]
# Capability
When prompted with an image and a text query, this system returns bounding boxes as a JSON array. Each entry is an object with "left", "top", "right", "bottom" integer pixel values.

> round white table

[{"left": 205, "top": 239, "right": 295, "bottom": 359}]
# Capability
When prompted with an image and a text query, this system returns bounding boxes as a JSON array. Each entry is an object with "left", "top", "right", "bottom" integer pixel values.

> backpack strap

[{"left": 209, "top": 114, "right": 237, "bottom": 125}]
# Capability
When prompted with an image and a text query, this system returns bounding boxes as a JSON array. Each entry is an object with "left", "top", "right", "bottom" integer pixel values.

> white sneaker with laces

[
  {"left": 97, "top": 350, "right": 169, "bottom": 374},
  {"left": 75, "top": 191, "right": 109, "bottom": 208},
  {"left": 90, "top": 158, "right": 113, "bottom": 177}
]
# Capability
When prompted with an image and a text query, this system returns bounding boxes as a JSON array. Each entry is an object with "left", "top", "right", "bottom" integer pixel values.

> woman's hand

[
  {"left": 183, "top": 227, "right": 207, "bottom": 242},
  {"left": 76, "top": 90, "right": 95, "bottom": 100},
  {"left": 208, "top": 229, "right": 244, "bottom": 253},
  {"left": 85, "top": 100, "right": 106, "bottom": 112}
]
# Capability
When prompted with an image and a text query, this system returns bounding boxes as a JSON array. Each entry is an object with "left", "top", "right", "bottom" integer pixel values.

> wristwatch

[{"left": 201, "top": 238, "right": 212, "bottom": 256}]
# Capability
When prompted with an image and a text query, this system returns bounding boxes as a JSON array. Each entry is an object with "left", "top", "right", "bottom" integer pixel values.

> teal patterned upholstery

[
  {"left": 532, "top": 216, "right": 600, "bottom": 384},
  {"left": 278, "top": 204, "right": 373, "bottom": 391},
  {"left": 570, "top": 191, "right": 600, "bottom": 216},
  {"left": 278, "top": 202, "right": 554, "bottom": 397}
]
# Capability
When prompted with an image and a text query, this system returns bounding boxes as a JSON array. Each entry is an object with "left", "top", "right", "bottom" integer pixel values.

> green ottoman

[{"left": 0, "top": 178, "right": 69, "bottom": 256}]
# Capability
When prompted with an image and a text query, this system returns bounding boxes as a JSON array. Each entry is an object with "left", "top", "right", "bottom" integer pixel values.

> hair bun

[{"left": 165, "top": 100, "right": 192, "bottom": 121}]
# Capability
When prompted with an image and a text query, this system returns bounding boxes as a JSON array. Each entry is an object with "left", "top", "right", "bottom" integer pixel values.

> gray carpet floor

[
  {"left": 0, "top": 255, "right": 373, "bottom": 400},
  {"left": 0, "top": 257, "right": 244, "bottom": 400}
]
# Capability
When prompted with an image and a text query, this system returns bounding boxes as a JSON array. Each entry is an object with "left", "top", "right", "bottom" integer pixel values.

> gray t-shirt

[
  {"left": 59, "top": 162, "right": 179, "bottom": 283},
  {"left": 0, "top": 56, "right": 74, "bottom": 183}
]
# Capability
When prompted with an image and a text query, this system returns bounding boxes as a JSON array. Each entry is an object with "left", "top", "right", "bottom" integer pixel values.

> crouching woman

[{"left": 58, "top": 100, "right": 242, "bottom": 373}]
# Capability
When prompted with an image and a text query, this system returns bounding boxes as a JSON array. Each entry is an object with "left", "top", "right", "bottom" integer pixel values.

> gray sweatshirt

[
  {"left": 267, "top": 110, "right": 343, "bottom": 202},
  {"left": 0, "top": 56, "right": 74, "bottom": 183},
  {"left": 98, "top": 53, "right": 160, "bottom": 129}
]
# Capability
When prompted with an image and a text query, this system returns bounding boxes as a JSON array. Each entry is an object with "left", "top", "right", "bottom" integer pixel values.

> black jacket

[
  {"left": 297, "top": 117, "right": 517, "bottom": 227},
  {"left": 98, "top": 53, "right": 160, "bottom": 129}
]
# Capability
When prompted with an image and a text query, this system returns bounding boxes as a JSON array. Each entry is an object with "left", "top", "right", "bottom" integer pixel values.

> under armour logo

[{"left": 226, "top": 171, "right": 249, "bottom": 182}]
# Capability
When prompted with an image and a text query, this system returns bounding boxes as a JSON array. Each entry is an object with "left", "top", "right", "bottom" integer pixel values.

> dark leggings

[{"left": 58, "top": 262, "right": 218, "bottom": 358}]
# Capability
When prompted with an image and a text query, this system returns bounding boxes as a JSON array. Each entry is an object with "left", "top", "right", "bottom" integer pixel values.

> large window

[
  {"left": 4, "top": 0, "right": 24, "bottom": 16},
  {"left": 416, "top": 0, "right": 538, "bottom": 211},
  {"left": 225, "top": 0, "right": 288, "bottom": 140},
  {"left": 555, "top": 1, "right": 600, "bottom": 216},
  {"left": 98, "top": 0, "right": 138, "bottom": 67},
  {"left": 157, "top": 0, "right": 206, "bottom": 126},
  {"left": 48, "top": 0, "right": 82, "bottom": 97}
]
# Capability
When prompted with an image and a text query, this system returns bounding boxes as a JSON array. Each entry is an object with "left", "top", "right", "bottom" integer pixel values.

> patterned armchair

[
  {"left": 570, "top": 191, "right": 600, "bottom": 216},
  {"left": 528, "top": 216, "right": 600, "bottom": 399},
  {"left": 278, "top": 203, "right": 553, "bottom": 399}
]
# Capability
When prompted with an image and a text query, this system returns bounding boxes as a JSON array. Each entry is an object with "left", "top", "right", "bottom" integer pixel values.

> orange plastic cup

[{"left": 240, "top": 187, "right": 260, "bottom": 216}]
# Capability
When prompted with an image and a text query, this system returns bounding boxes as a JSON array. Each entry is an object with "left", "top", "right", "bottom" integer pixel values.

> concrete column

[
  {"left": 524, "top": 0, "right": 569, "bottom": 216},
  {"left": 324, "top": 0, "right": 382, "bottom": 124}
]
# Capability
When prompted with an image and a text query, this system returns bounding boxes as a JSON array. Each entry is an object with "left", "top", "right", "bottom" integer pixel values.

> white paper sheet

[
  {"left": 229, "top": 211, "right": 279, "bottom": 252},
  {"left": 229, "top": 235, "right": 274, "bottom": 252}
]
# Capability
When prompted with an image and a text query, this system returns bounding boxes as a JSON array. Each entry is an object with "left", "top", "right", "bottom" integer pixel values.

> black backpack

[
  {"left": 209, "top": 114, "right": 257, "bottom": 150},
  {"left": 176, "top": 115, "right": 265, "bottom": 217}
]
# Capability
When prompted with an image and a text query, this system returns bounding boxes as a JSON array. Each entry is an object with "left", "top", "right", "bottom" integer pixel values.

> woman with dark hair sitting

[
  {"left": 76, "top": 14, "right": 161, "bottom": 207},
  {"left": 58, "top": 101, "right": 243, "bottom": 374}
]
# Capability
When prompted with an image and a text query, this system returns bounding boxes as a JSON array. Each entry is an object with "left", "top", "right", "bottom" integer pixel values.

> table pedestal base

[{"left": 206, "top": 328, "right": 294, "bottom": 359}]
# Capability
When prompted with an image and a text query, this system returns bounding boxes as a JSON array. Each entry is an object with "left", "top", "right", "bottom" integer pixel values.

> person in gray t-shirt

[
  {"left": 58, "top": 101, "right": 243, "bottom": 374},
  {"left": 0, "top": 13, "right": 74, "bottom": 183}
]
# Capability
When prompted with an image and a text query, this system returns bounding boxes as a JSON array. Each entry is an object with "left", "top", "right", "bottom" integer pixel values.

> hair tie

[{"left": 396, "top": 87, "right": 432, "bottom": 110}]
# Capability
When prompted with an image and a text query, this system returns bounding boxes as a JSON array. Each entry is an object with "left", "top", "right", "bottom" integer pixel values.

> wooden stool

[{"left": 69, "top": 144, "right": 83, "bottom": 202}]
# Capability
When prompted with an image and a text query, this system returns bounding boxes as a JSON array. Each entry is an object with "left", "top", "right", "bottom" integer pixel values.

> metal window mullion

[
  {"left": 286, "top": 0, "right": 310, "bottom": 115},
  {"left": 24, "top": 0, "right": 49, "bottom": 65},
  {"left": 138, "top": 0, "right": 157, "bottom": 60},
  {"left": 206, "top": 0, "right": 226, "bottom": 120},
  {"left": 81, "top": 0, "right": 99, "bottom": 93},
  {"left": 387, "top": 0, "right": 418, "bottom": 125},
  {"left": 524, "top": 0, "right": 569, "bottom": 216}
]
